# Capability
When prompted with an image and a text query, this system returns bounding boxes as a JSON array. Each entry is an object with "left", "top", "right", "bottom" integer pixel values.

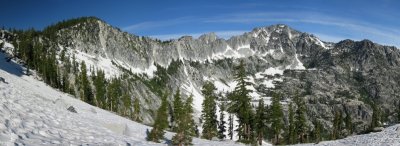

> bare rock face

[{"left": 2, "top": 18, "right": 400, "bottom": 135}]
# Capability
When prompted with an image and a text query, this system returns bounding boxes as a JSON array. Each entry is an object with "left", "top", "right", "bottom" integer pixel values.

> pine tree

[
  {"left": 313, "top": 119, "right": 322, "bottom": 143},
  {"left": 172, "top": 94, "right": 195, "bottom": 146},
  {"left": 133, "top": 97, "right": 141, "bottom": 122},
  {"left": 228, "top": 113, "right": 234, "bottom": 140},
  {"left": 218, "top": 102, "right": 227, "bottom": 140},
  {"left": 80, "top": 61, "right": 94, "bottom": 105},
  {"left": 201, "top": 81, "right": 218, "bottom": 140},
  {"left": 122, "top": 93, "right": 131, "bottom": 117},
  {"left": 397, "top": 101, "right": 400, "bottom": 123},
  {"left": 331, "top": 110, "right": 342, "bottom": 140},
  {"left": 287, "top": 102, "right": 296, "bottom": 144},
  {"left": 228, "top": 60, "right": 254, "bottom": 142},
  {"left": 294, "top": 93, "right": 308, "bottom": 143},
  {"left": 270, "top": 93, "right": 284, "bottom": 144},
  {"left": 172, "top": 88, "right": 184, "bottom": 132},
  {"left": 147, "top": 93, "right": 169, "bottom": 143},
  {"left": 94, "top": 69, "right": 106, "bottom": 107},
  {"left": 107, "top": 79, "right": 121, "bottom": 112},
  {"left": 344, "top": 109, "right": 353, "bottom": 135},
  {"left": 255, "top": 99, "right": 267, "bottom": 145},
  {"left": 184, "top": 95, "right": 196, "bottom": 137},
  {"left": 370, "top": 103, "right": 381, "bottom": 130},
  {"left": 61, "top": 71, "right": 70, "bottom": 93}
]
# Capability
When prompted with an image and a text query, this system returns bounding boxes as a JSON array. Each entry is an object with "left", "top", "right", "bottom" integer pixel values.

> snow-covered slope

[
  {"left": 297, "top": 125, "right": 400, "bottom": 146},
  {"left": 0, "top": 52, "right": 243, "bottom": 145}
]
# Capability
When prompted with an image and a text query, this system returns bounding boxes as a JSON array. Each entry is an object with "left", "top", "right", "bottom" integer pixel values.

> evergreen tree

[
  {"left": 94, "top": 70, "right": 106, "bottom": 108},
  {"left": 397, "top": 101, "right": 400, "bottom": 123},
  {"left": 133, "top": 97, "right": 141, "bottom": 122},
  {"left": 255, "top": 99, "right": 267, "bottom": 145},
  {"left": 107, "top": 79, "right": 121, "bottom": 112},
  {"left": 218, "top": 102, "right": 227, "bottom": 140},
  {"left": 72, "top": 54, "right": 78, "bottom": 74},
  {"left": 172, "top": 94, "right": 195, "bottom": 146},
  {"left": 228, "top": 60, "right": 254, "bottom": 142},
  {"left": 184, "top": 95, "right": 196, "bottom": 137},
  {"left": 344, "top": 108, "right": 353, "bottom": 135},
  {"left": 370, "top": 103, "right": 381, "bottom": 130},
  {"left": 122, "top": 93, "right": 131, "bottom": 117},
  {"left": 147, "top": 93, "right": 169, "bottom": 143},
  {"left": 201, "top": 81, "right": 218, "bottom": 140},
  {"left": 287, "top": 102, "right": 296, "bottom": 144},
  {"left": 80, "top": 62, "right": 94, "bottom": 105},
  {"left": 331, "top": 110, "right": 342, "bottom": 140},
  {"left": 228, "top": 113, "right": 234, "bottom": 140},
  {"left": 270, "top": 93, "right": 284, "bottom": 144},
  {"left": 294, "top": 93, "right": 308, "bottom": 143},
  {"left": 313, "top": 119, "right": 322, "bottom": 143},
  {"left": 172, "top": 88, "right": 184, "bottom": 132}
]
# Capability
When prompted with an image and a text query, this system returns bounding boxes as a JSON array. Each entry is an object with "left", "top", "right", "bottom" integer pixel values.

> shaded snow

[
  {"left": 255, "top": 67, "right": 284, "bottom": 79},
  {"left": 297, "top": 124, "right": 400, "bottom": 146},
  {"left": 64, "top": 46, "right": 157, "bottom": 79},
  {"left": 69, "top": 48, "right": 122, "bottom": 78},
  {"left": 294, "top": 53, "right": 306, "bottom": 70},
  {"left": 310, "top": 36, "right": 329, "bottom": 50},
  {"left": 0, "top": 40, "right": 14, "bottom": 55}
]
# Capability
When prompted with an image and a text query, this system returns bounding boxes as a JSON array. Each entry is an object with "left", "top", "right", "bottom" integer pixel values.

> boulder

[
  {"left": 372, "top": 127, "right": 384, "bottom": 132},
  {"left": 67, "top": 106, "right": 77, "bottom": 113}
]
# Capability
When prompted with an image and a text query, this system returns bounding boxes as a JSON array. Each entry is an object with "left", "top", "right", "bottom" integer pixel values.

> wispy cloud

[
  {"left": 122, "top": 17, "right": 195, "bottom": 32},
  {"left": 203, "top": 11, "right": 400, "bottom": 47},
  {"left": 122, "top": 10, "right": 399, "bottom": 47},
  {"left": 313, "top": 33, "right": 360, "bottom": 43},
  {"left": 150, "top": 30, "right": 247, "bottom": 41}
]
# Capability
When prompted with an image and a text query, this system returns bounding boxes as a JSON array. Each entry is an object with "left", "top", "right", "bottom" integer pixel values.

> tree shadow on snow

[
  {"left": 0, "top": 51, "right": 24, "bottom": 77},
  {"left": 163, "top": 138, "right": 172, "bottom": 145}
]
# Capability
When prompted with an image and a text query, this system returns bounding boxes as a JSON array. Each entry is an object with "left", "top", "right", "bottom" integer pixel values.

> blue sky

[{"left": 1, "top": 0, "right": 399, "bottom": 47}]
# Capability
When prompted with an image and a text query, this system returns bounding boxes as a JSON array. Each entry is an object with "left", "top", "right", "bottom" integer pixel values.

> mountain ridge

[{"left": 2, "top": 16, "right": 400, "bottom": 142}]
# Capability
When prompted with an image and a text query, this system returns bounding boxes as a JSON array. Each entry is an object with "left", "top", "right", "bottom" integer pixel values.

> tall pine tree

[
  {"left": 133, "top": 97, "right": 141, "bottom": 122},
  {"left": 255, "top": 99, "right": 267, "bottom": 145},
  {"left": 80, "top": 61, "right": 94, "bottom": 105},
  {"left": 370, "top": 103, "right": 381, "bottom": 130},
  {"left": 218, "top": 101, "right": 227, "bottom": 140},
  {"left": 201, "top": 81, "right": 218, "bottom": 140},
  {"left": 270, "top": 93, "right": 284, "bottom": 144},
  {"left": 122, "top": 93, "right": 131, "bottom": 117},
  {"left": 147, "top": 93, "right": 169, "bottom": 143},
  {"left": 313, "top": 119, "right": 322, "bottom": 143},
  {"left": 331, "top": 110, "right": 342, "bottom": 140},
  {"left": 287, "top": 102, "right": 296, "bottom": 144},
  {"left": 294, "top": 93, "right": 308, "bottom": 143},
  {"left": 228, "top": 60, "right": 254, "bottom": 143},
  {"left": 344, "top": 108, "right": 353, "bottom": 135},
  {"left": 228, "top": 113, "right": 234, "bottom": 140},
  {"left": 172, "top": 88, "right": 184, "bottom": 132},
  {"left": 94, "top": 69, "right": 106, "bottom": 108},
  {"left": 172, "top": 94, "right": 195, "bottom": 146}
]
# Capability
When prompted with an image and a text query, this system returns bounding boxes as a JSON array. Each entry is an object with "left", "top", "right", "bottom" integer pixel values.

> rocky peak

[{"left": 198, "top": 32, "right": 218, "bottom": 43}]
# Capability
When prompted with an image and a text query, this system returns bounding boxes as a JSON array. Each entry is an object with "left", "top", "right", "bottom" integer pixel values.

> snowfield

[
  {"left": 0, "top": 52, "right": 243, "bottom": 145},
  {"left": 298, "top": 124, "right": 400, "bottom": 146}
]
